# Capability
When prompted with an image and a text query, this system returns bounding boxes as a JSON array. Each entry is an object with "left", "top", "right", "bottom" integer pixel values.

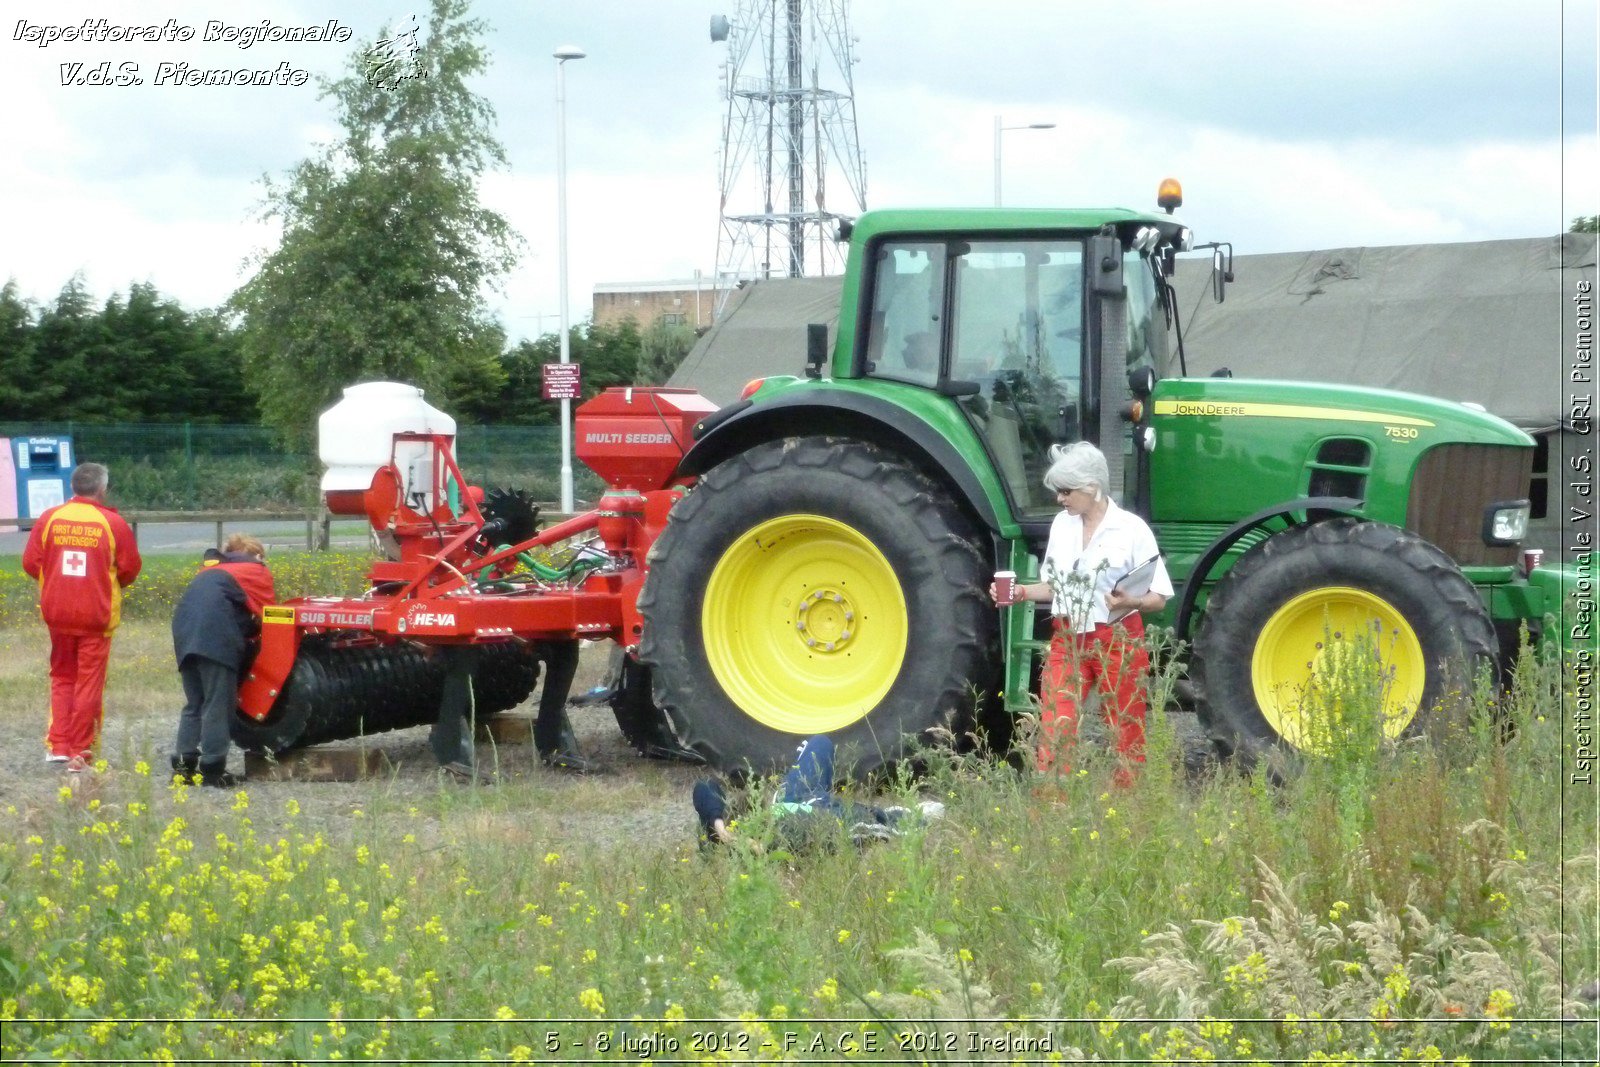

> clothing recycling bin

[{"left": 14, "top": 436, "right": 73, "bottom": 519}]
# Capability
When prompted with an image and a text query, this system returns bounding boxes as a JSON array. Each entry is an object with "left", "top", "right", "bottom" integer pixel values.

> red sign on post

[{"left": 542, "top": 363, "right": 582, "bottom": 400}]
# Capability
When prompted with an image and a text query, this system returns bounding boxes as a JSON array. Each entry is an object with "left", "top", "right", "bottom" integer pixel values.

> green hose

[{"left": 470, "top": 544, "right": 608, "bottom": 590}]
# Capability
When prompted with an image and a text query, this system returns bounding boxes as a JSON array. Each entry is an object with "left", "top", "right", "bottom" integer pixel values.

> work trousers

[
  {"left": 175, "top": 655, "right": 240, "bottom": 764},
  {"left": 1038, "top": 614, "right": 1149, "bottom": 776},
  {"left": 46, "top": 631, "right": 113, "bottom": 759}
]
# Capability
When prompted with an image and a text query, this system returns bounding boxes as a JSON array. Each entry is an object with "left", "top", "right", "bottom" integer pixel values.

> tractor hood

[
  {"left": 1147, "top": 376, "right": 1535, "bottom": 541},
  {"left": 1151, "top": 377, "right": 1535, "bottom": 448}
]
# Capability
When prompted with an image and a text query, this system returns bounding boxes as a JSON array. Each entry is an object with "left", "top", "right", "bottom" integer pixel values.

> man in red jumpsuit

[{"left": 22, "top": 462, "right": 143, "bottom": 769}]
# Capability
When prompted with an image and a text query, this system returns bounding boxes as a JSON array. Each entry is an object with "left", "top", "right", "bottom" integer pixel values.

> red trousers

[
  {"left": 46, "top": 631, "right": 112, "bottom": 759},
  {"left": 1037, "top": 615, "right": 1149, "bottom": 775}
]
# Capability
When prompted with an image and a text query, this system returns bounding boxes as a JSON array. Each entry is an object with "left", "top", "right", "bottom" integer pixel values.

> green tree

[
  {"left": 182, "top": 308, "right": 258, "bottom": 423},
  {"left": 91, "top": 284, "right": 255, "bottom": 423},
  {"left": 581, "top": 318, "right": 645, "bottom": 395},
  {"left": 490, "top": 332, "right": 563, "bottom": 425},
  {"left": 637, "top": 319, "right": 698, "bottom": 384},
  {"left": 6, "top": 279, "right": 255, "bottom": 424},
  {"left": 0, "top": 281, "right": 46, "bottom": 421},
  {"left": 1572, "top": 216, "right": 1600, "bottom": 234},
  {"left": 483, "top": 320, "right": 646, "bottom": 425},
  {"left": 24, "top": 276, "right": 101, "bottom": 419},
  {"left": 437, "top": 318, "right": 510, "bottom": 423},
  {"left": 230, "top": 0, "right": 517, "bottom": 442}
]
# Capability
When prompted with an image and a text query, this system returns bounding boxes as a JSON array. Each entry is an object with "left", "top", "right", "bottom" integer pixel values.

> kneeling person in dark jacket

[{"left": 171, "top": 534, "right": 276, "bottom": 787}]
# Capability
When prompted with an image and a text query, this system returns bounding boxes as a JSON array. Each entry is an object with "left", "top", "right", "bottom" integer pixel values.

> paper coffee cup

[{"left": 993, "top": 570, "right": 1017, "bottom": 605}]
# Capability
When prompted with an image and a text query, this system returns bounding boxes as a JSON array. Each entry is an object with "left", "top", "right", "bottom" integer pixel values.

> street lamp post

[
  {"left": 993, "top": 115, "right": 1056, "bottom": 206},
  {"left": 554, "top": 44, "right": 586, "bottom": 514}
]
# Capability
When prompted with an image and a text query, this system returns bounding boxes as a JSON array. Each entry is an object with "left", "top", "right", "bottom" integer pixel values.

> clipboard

[{"left": 1108, "top": 554, "right": 1162, "bottom": 623}]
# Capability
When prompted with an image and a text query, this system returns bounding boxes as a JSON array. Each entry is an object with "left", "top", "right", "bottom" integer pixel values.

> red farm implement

[{"left": 229, "top": 386, "right": 717, "bottom": 755}]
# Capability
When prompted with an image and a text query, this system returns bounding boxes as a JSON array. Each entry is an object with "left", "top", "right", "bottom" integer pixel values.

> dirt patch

[
  {"left": 0, "top": 639, "right": 712, "bottom": 849},
  {"left": 0, "top": 628, "right": 1211, "bottom": 849}
]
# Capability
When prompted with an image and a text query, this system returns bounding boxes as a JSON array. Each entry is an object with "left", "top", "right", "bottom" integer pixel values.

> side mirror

[
  {"left": 805, "top": 323, "right": 828, "bottom": 379},
  {"left": 1192, "top": 240, "right": 1234, "bottom": 304},
  {"left": 1089, "top": 232, "right": 1125, "bottom": 296},
  {"left": 1200, "top": 241, "right": 1234, "bottom": 303}
]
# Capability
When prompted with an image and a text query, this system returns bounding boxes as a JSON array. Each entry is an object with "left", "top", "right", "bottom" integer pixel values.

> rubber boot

[
  {"left": 198, "top": 758, "right": 242, "bottom": 789},
  {"left": 171, "top": 753, "right": 200, "bottom": 783}
]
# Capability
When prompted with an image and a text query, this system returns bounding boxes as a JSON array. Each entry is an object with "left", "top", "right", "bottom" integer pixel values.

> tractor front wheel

[
  {"left": 1191, "top": 518, "right": 1494, "bottom": 764},
  {"left": 639, "top": 437, "right": 994, "bottom": 776}
]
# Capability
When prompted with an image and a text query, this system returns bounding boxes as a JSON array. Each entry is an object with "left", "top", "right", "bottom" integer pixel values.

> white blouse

[{"left": 1042, "top": 498, "right": 1174, "bottom": 633}]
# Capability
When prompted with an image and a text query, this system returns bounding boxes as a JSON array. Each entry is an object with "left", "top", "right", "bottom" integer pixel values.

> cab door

[{"left": 945, "top": 239, "right": 1087, "bottom": 524}]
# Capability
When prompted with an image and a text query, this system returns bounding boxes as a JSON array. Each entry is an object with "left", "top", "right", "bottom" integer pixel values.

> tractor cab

[{"left": 849, "top": 198, "right": 1190, "bottom": 535}]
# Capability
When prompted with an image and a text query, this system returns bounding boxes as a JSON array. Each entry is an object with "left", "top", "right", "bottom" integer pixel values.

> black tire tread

[
  {"left": 1191, "top": 517, "right": 1495, "bottom": 762},
  {"left": 638, "top": 436, "right": 993, "bottom": 775}
]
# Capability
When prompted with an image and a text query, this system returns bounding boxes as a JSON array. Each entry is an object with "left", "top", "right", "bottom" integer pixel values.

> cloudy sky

[{"left": 1, "top": 0, "right": 1595, "bottom": 345}]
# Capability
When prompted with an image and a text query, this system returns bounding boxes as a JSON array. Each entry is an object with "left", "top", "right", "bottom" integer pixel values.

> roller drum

[{"left": 233, "top": 639, "right": 542, "bottom": 754}]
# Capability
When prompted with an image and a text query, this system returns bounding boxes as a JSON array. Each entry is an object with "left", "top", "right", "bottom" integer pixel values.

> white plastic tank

[{"left": 319, "top": 382, "right": 457, "bottom": 512}]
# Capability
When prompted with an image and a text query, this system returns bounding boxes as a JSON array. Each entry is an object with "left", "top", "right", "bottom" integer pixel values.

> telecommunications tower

[{"left": 709, "top": 0, "right": 867, "bottom": 317}]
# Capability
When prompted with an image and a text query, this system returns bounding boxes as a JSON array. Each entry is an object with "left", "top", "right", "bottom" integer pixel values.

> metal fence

[{"left": 0, "top": 421, "right": 599, "bottom": 511}]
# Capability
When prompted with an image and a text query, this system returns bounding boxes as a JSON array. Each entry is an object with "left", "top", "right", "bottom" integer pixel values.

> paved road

[{"left": 0, "top": 519, "right": 375, "bottom": 556}]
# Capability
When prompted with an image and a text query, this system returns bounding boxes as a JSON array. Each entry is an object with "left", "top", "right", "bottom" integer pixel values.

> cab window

[
  {"left": 951, "top": 240, "right": 1085, "bottom": 518},
  {"left": 863, "top": 242, "right": 946, "bottom": 387}
]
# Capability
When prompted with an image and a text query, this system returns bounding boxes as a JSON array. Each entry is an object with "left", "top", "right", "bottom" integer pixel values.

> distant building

[{"left": 592, "top": 278, "right": 714, "bottom": 331}]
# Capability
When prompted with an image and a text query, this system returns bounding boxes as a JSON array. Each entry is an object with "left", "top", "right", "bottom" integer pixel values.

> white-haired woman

[{"left": 989, "top": 442, "right": 1173, "bottom": 781}]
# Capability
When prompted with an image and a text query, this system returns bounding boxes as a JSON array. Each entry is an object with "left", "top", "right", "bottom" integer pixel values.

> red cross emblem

[{"left": 62, "top": 551, "right": 87, "bottom": 577}]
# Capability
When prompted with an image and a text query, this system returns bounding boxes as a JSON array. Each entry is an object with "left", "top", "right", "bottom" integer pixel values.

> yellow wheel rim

[
  {"left": 1252, "top": 586, "right": 1425, "bottom": 754},
  {"left": 702, "top": 514, "right": 909, "bottom": 733}
]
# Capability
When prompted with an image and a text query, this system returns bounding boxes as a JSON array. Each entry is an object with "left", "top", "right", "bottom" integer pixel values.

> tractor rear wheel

[
  {"left": 611, "top": 653, "right": 701, "bottom": 762},
  {"left": 1191, "top": 518, "right": 1494, "bottom": 765},
  {"left": 639, "top": 437, "right": 994, "bottom": 777}
]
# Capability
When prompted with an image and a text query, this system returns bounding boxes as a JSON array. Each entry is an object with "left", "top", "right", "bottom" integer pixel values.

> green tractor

[{"left": 635, "top": 185, "right": 1584, "bottom": 774}]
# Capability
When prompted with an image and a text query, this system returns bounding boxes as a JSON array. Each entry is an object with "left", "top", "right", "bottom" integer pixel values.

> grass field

[{"left": 0, "top": 552, "right": 1595, "bottom": 1062}]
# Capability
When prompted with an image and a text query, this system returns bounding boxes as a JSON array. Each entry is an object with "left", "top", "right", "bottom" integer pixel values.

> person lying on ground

[{"left": 691, "top": 735, "right": 943, "bottom": 850}]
